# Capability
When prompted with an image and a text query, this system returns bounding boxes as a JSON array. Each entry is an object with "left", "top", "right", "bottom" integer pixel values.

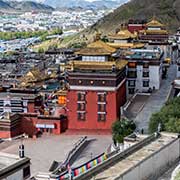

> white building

[
  {"left": 125, "top": 49, "right": 164, "bottom": 95},
  {"left": 0, "top": 152, "right": 30, "bottom": 180}
]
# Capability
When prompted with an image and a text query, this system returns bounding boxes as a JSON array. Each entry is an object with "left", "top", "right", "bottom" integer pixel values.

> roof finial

[
  {"left": 94, "top": 29, "right": 101, "bottom": 41},
  {"left": 152, "top": 13, "right": 156, "bottom": 21}
]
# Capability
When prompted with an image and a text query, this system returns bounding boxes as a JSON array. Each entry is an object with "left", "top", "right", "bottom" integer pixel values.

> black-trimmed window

[
  {"left": 127, "top": 71, "right": 137, "bottom": 78},
  {"left": 98, "top": 114, "right": 106, "bottom": 121},
  {"left": 128, "top": 80, "right": 136, "bottom": 87},
  {"left": 77, "top": 112, "right": 86, "bottom": 121},
  {"left": 23, "top": 166, "right": 30, "bottom": 179},
  {"left": 143, "top": 62, "right": 149, "bottom": 68},
  {"left": 143, "top": 71, "right": 149, "bottom": 77},
  {"left": 98, "top": 104, "right": 106, "bottom": 112},
  {"left": 77, "top": 92, "right": 86, "bottom": 101},
  {"left": 178, "top": 66, "right": 180, "bottom": 71},
  {"left": 77, "top": 103, "right": 86, "bottom": 111},
  {"left": 143, "top": 80, "right": 149, "bottom": 87},
  {"left": 98, "top": 93, "right": 106, "bottom": 102},
  {"left": 128, "top": 88, "right": 135, "bottom": 94}
]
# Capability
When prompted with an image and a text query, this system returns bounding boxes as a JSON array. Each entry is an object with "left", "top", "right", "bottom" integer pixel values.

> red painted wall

[
  {"left": 67, "top": 81, "right": 126, "bottom": 131},
  {"left": 116, "top": 81, "right": 126, "bottom": 118},
  {"left": 21, "top": 116, "right": 67, "bottom": 137},
  {"left": 28, "top": 103, "right": 35, "bottom": 113},
  {"left": 128, "top": 25, "right": 145, "bottom": 33},
  {"left": 0, "top": 127, "right": 21, "bottom": 139},
  {"left": 0, "top": 131, "right": 11, "bottom": 139}
]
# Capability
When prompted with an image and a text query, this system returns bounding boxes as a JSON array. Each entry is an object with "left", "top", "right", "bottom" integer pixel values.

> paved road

[{"left": 134, "top": 64, "right": 177, "bottom": 133}]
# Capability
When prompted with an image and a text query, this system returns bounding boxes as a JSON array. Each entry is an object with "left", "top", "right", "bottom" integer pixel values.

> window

[
  {"left": 77, "top": 103, "right": 86, "bottom": 111},
  {"left": 127, "top": 71, "right": 137, "bottom": 78},
  {"left": 128, "top": 62, "right": 136, "bottom": 68},
  {"left": 143, "top": 71, "right": 149, "bottom": 77},
  {"left": 98, "top": 104, "right": 106, "bottom": 112},
  {"left": 98, "top": 114, "right": 106, "bottom": 121},
  {"left": 98, "top": 93, "right": 106, "bottom": 102},
  {"left": 23, "top": 166, "right": 30, "bottom": 179},
  {"left": 77, "top": 112, "right": 86, "bottom": 121},
  {"left": 58, "top": 96, "right": 66, "bottom": 104},
  {"left": 143, "top": 80, "right": 149, "bottom": 87},
  {"left": 128, "top": 80, "right": 136, "bottom": 87},
  {"left": 143, "top": 62, "right": 149, "bottom": 68},
  {"left": 77, "top": 92, "right": 86, "bottom": 101},
  {"left": 128, "top": 88, "right": 135, "bottom": 94},
  {"left": 178, "top": 66, "right": 180, "bottom": 71}
]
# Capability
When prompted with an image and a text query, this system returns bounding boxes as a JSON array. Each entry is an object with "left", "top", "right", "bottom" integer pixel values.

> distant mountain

[
  {"left": 44, "top": 0, "right": 127, "bottom": 9},
  {"left": 0, "top": 0, "right": 12, "bottom": 10},
  {"left": 4, "top": 0, "right": 129, "bottom": 10},
  {"left": 0, "top": 0, "right": 54, "bottom": 12}
]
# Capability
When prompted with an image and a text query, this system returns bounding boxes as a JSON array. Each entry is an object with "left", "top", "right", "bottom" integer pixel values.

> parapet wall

[
  {"left": 73, "top": 133, "right": 157, "bottom": 180},
  {"left": 116, "top": 136, "right": 179, "bottom": 180},
  {"left": 73, "top": 133, "right": 180, "bottom": 180}
]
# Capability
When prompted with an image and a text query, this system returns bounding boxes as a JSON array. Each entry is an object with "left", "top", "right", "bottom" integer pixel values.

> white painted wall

[
  {"left": 122, "top": 166, "right": 139, "bottom": 180},
  {"left": 6, "top": 169, "right": 23, "bottom": 180},
  {"left": 82, "top": 56, "right": 107, "bottom": 62},
  {"left": 117, "top": 138, "right": 180, "bottom": 180},
  {"left": 177, "top": 65, "right": 180, "bottom": 78},
  {"left": 114, "top": 39, "right": 128, "bottom": 43},
  {"left": 149, "top": 65, "right": 162, "bottom": 90},
  {"left": 127, "top": 64, "right": 161, "bottom": 95}
]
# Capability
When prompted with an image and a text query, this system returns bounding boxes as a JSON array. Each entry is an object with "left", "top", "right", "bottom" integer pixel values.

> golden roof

[
  {"left": 23, "top": 69, "right": 43, "bottom": 83},
  {"left": 108, "top": 29, "right": 137, "bottom": 40},
  {"left": 20, "top": 69, "right": 48, "bottom": 85},
  {"left": 107, "top": 42, "right": 145, "bottom": 49},
  {"left": 146, "top": 19, "right": 164, "bottom": 27},
  {"left": 145, "top": 29, "right": 168, "bottom": 34},
  {"left": 69, "top": 60, "right": 127, "bottom": 71},
  {"left": 76, "top": 40, "right": 116, "bottom": 55}
]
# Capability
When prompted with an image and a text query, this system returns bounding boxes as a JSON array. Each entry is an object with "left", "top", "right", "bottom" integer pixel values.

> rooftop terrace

[{"left": 0, "top": 152, "right": 30, "bottom": 178}]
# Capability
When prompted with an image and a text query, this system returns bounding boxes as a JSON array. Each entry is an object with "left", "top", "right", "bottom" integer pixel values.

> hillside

[
  {"left": 0, "top": 0, "right": 54, "bottom": 12},
  {"left": 88, "top": 0, "right": 180, "bottom": 34},
  {"left": 59, "top": 0, "right": 180, "bottom": 47}
]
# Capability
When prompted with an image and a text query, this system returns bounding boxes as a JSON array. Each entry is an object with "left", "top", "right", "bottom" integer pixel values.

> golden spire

[{"left": 94, "top": 30, "right": 102, "bottom": 41}]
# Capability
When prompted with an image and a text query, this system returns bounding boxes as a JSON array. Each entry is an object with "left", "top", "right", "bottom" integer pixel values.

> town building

[
  {"left": 125, "top": 48, "right": 164, "bottom": 95},
  {"left": 67, "top": 40, "right": 127, "bottom": 132},
  {"left": 0, "top": 152, "right": 30, "bottom": 180}
]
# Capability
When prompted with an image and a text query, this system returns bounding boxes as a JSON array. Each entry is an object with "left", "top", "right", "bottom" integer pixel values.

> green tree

[
  {"left": 38, "top": 48, "right": 45, "bottom": 54},
  {"left": 149, "top": 97, "right": 180, "bottom": 133},
  {"left": 112, "top": 118, "right": 136, "bottom": 143}
]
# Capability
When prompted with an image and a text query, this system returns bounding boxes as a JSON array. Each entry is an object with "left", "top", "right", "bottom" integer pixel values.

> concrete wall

[
  {"left": 116, "top": 138, "right": 180, "bottom": 180},
  {"left": 149, "top": 65, "right": 162, "bottom": 90},
  {"left": 177, "top": 65, "right": 180, "bottom": 78},
  {"left": 5, "top": 169, "right": 23, "bottom": 180}
]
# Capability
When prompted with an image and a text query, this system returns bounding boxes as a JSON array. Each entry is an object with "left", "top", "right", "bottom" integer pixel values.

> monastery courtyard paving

[{"left": 0, "top": 134, "right": 112, "bottom": 177}]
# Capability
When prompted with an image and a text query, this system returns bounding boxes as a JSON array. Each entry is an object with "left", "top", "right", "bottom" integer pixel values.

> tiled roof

[
  {"left": 76, "top": 40, "right": 116, "bottom": 55},
  {"left": 108, "top": 29, "right": 137, "bottom": 40},
  {"left": 69, "top": 60, "right": 127, "bottom": 71}
]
